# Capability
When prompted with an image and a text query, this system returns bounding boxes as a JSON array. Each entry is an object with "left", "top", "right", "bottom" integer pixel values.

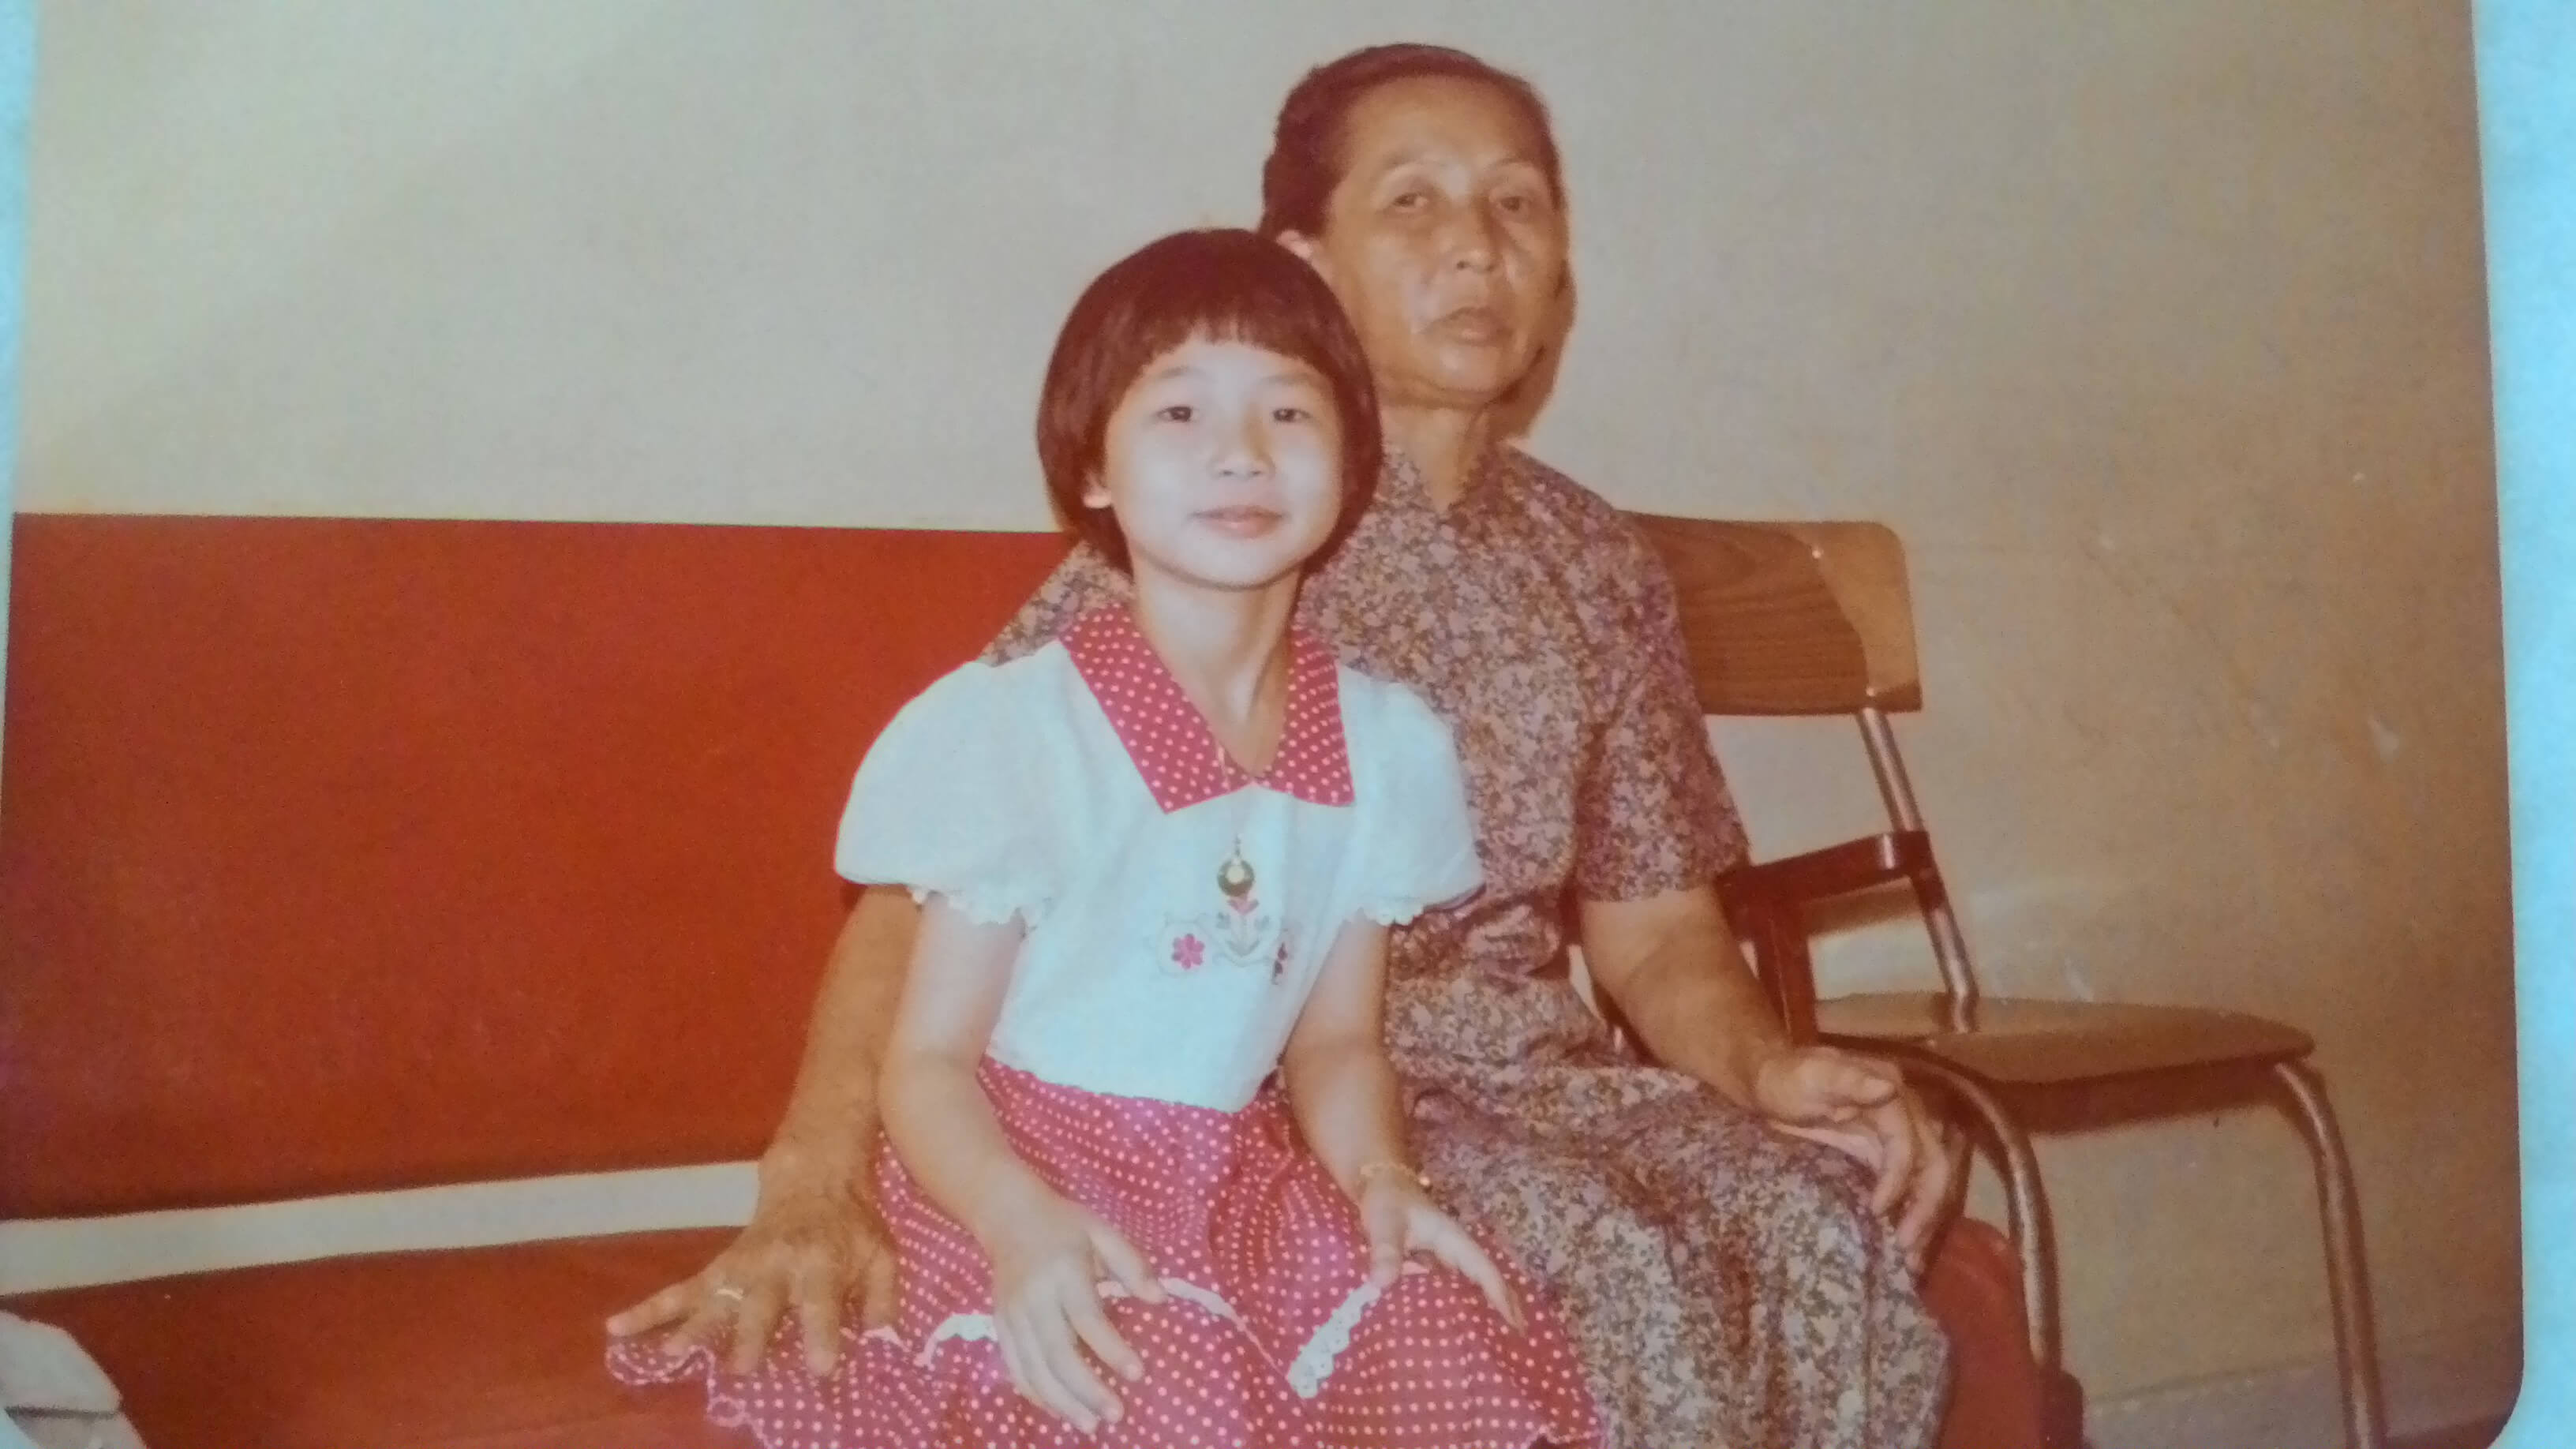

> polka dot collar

[{"left": 1062, "top": 606, "right": 1354, "bottom": 814}]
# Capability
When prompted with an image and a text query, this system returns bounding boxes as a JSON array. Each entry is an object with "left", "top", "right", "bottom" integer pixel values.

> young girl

[{"left": 611, "top": 228, "right": 1601, "bottom": 1449}]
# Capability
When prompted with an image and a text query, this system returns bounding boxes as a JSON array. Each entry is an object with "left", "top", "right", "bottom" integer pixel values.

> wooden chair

[{"left": 1624, "top": 513, "right": 2388, "bottom": 1449}]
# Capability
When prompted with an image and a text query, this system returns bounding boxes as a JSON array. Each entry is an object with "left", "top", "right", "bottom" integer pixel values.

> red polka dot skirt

[{"left": 609, "top": 1062, "right": 1601, "bottom": 1448}]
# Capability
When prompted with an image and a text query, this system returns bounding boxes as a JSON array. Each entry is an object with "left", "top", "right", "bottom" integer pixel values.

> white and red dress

[{"left": 609, "top": 606, "right": 1603, "bottom": 1449}]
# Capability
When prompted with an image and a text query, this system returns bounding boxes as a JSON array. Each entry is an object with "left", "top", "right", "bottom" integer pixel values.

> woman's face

[{"left": 1282, "top": 76, "right": 1568, "bottom": 414}]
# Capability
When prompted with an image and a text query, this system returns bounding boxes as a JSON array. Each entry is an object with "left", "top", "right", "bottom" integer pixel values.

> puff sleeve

[{"left": 833, "top": 661, "right": 1054, "bottom": 928}]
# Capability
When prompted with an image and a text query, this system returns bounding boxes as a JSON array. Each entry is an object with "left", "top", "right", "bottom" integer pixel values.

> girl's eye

[
  {"left": 1496, "top": 193, "right": 1532, "bottom": 215},
  {"left": 1155, "top": 404, "right": 1194, "bottom": 423},
  {"left": 1389, "top": 191, "right": 1428, "bottom": 212},
  {"left": 1271, "top": 406, "right": 1314, "bottom": 424}
]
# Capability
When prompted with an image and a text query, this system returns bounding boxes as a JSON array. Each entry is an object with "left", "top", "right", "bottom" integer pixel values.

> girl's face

[{"left": 1085, "top": 336, "right": 1345, "bottom": 595}]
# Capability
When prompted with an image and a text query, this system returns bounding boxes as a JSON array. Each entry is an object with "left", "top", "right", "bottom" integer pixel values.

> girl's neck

[
  {"left": 1380, "top": 405, "right": 1493, "bottom": 510},
  {"left": 1129, "top": 571, "right": 1301, "bottom": 773}
]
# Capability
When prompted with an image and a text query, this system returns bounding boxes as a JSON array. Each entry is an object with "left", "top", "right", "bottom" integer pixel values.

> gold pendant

[{"left": 1217, "top": 837, "right": 1256, "bottom": 900}]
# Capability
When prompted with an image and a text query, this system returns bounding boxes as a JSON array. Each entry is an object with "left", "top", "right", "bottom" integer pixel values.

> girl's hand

[
  {"left": 979, "top": 1189, "right": 1166, "bottom": 1432},
  {"left": 1355, "top": 1169, "right": 1526, "bottom": 1331}
]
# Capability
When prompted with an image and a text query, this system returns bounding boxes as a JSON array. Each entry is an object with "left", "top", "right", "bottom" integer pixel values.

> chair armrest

[
  {"left": 1717, "top": 831, "right": 1934, "bottom": 913},
  {"left": 1716, "top": 831, "right": 1938, "bottom": 1043}
]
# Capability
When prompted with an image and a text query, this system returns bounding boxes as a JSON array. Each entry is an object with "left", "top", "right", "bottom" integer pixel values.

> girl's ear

[{"left": 1080, "top": 474, "right": 1112, "bottom": 510}]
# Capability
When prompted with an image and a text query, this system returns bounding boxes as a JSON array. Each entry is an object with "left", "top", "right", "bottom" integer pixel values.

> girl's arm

[
  {"left": 878, "top": 896, "right": 1164, "bottom": 1434},
  {"left": 1277, "top": 919, "right": 1411, "bottom": 1197},
  {"left": 877, "top": 897, "right": 1049, "bottom": 1231},
  {"left": 1280, "top": 919, "right": 1522, "bottom": 1325}
]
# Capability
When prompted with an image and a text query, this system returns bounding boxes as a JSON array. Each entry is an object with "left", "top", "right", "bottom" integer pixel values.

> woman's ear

[
  {"left": 1081, "top": 474, "right": 1112, "bottom": 510},
  {"left": 1275, "top": 230, "right": 1331, "bottom": 283}
]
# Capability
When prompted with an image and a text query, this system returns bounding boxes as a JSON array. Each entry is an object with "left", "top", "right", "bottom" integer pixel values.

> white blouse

[{"left": 835, "top": 609, "right": 1481, "bottom": 1112}]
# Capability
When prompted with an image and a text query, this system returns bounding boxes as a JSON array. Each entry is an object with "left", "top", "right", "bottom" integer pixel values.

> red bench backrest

[{"left": 1, "top": 515, "right": 1066, "bottom": 1215}]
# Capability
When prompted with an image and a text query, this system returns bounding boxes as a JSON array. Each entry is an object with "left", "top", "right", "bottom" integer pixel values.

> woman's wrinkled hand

[
  {"left": 1753, "top": 1044, "right": 1961, "bottom": 1275},
  {"left": 604, "top": 1178, "right": 899, "bottom": 1378}
]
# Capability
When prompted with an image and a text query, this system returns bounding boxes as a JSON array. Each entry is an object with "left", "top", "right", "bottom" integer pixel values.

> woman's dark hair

[
  {"left": 1258, "top": 43, "right": 1564, "bottom": 242},
  {"left": 1035, "top": 228, "right": 1381, "bottom": 571}
]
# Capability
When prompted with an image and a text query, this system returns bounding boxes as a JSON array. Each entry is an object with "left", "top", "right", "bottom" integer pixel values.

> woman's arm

[
  {"left": 765, "top": 887, "right": 916, "bottom": 1199},
  {"left": 606, "top": 888, "right": 915, "bottom": 1375},
  {"left": 1576, "top": 885, "right": 1790, "bottom": 1106}
]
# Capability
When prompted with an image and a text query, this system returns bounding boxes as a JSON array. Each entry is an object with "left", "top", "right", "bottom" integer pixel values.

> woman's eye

[
  {"left": 1155, "top": 404, "right": 1194, "bottom": 423},
  {"left": 1389, "top": 191, "right": 1428, "bottom": 212},
  {"left": 1271, "top": 406, "right": 1313, "bottom": 424}
]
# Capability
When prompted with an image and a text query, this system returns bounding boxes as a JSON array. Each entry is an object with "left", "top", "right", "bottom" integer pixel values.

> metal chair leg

[
  {"left": 2273, "top": 1060, "right": 2387, "bottom": 1449},
  {"left": 1902, "top": 1056, "right": 2061, "bottom": 1372}
]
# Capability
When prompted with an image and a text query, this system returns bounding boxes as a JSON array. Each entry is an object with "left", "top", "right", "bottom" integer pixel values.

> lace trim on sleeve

[{"left": 908, "top": 881, "right": 1049, "bottom": 929}]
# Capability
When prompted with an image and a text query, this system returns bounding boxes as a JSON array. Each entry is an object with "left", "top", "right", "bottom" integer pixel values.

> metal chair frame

[{"left": 1626, "top": 511, "right": 2387, "bottom": 1449}]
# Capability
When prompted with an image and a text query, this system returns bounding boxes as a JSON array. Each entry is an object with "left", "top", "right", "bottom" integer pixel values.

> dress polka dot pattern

[
  {"left": 1061, "top": 608, "right": 1355, "bottom": 814},
  {"left": 608, "top": 1064, "right": 1601, "bottom": 1448}
]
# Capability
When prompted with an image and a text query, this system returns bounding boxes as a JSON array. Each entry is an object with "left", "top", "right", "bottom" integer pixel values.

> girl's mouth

[{"left": 1196, "top": 506, "right": 1286, "bottom": 537}]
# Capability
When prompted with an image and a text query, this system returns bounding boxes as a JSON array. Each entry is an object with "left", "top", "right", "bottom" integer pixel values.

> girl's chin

[{"left": 1132, "top": 550, "right": 1314, "bottom": 597}]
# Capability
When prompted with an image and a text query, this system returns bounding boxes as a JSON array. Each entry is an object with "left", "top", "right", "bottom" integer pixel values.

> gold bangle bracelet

[{"left": 1354, "top": 1159, "right": 1430, "bottom": 1190}]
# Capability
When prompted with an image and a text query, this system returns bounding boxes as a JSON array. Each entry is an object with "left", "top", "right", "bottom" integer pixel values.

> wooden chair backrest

[{"left": 1625, "top": 514, "right": 1923, "bottom": 717}]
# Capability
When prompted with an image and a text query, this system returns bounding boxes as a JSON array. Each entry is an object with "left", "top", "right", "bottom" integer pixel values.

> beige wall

[{"left": 21, "top": 0, "right": 2514, "bottom": 1428}]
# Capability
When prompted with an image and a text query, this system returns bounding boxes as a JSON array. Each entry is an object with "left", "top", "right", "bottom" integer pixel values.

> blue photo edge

[
  {"left": 2480, "top": 0, "right": 2576, "bottom": 1443},
  {"left": 0, "top": 2, "right": 2562, "bottom": 1443}
]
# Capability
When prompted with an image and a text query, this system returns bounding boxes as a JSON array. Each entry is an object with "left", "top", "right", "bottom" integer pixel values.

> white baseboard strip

[{"left": 0, "top": 1163, "right": 758, "bottom": 1295}]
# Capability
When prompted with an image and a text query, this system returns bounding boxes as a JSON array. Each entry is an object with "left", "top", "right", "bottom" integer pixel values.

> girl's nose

[{"left": 1212, "top": 422, "right": 1273, "bottom": 477}]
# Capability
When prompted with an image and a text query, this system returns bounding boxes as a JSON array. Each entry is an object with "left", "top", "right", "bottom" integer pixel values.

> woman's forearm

[
  {"left": 1282, "top": 1038, "right": 1413, "bottom": 1200},
  {"left": 1618, "top": 936, "right": 1792, "bottom": 1109},
  {"left": 761, "top": 889, "right": 920, "bottom": 1196},
  {"left": 1582, "top": 887, "right": 1792, "bottom": 1110},
  {"left": 880, "top": 1049, "right": 1059, "bottom": 1244}
]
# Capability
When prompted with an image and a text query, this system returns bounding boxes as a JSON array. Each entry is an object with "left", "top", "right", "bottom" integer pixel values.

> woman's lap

[{"left": 1413, "top": 1082, "right": 1951, "bottom": 1449}]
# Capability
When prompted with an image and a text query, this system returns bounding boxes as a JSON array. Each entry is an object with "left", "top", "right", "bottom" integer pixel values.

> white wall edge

[
  {"left": 0, "top": 1162, "right": 757, "bottom": 1294},
  {"left": 2087, "top": 1315, "right": 2522, "bottom": 1449}
]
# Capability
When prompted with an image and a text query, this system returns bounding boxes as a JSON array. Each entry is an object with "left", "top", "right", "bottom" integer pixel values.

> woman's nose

[{"left": 1443, "top": 206, "right": 1501, "bottom": 271}]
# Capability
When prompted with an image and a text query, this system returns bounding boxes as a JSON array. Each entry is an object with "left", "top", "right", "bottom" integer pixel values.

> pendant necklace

[{"left": 1215, "top": 730, "right": 1259, "bottom": 900}]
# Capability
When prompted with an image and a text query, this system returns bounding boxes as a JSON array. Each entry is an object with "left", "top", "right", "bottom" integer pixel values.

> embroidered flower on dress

[{"left": 1173, "top": 934, "right": 1206, "bottom": 971}]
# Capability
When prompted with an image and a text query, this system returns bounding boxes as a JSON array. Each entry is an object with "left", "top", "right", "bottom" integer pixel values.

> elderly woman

[{"left": 613, "top": 43, "right": 1956, "bottom": 1449}]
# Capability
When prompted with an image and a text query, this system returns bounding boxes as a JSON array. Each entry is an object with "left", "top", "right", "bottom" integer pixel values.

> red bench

[{"left": 1, "top": 515, "right": 2045, "bottom": 1448}]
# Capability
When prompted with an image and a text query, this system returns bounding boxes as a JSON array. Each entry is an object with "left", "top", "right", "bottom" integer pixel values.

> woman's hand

[
  {"left": 978, "top": 1187, "right": 1166, "bottom": 1433},
  {"left": 1355, "top": 1170, "right": 1526, "bottom": 1330},
  {"left": 605, "top": 1151, "right": 897, "bottom": 1376},
  {"left": 1752, "top": 1044, "right": 1960, "bottom": 1275}
]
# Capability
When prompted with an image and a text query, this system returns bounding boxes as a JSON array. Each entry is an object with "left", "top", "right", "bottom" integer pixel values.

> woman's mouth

[{"left": 1432, "top": 305, "right": 1508, "bottom": 343}]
